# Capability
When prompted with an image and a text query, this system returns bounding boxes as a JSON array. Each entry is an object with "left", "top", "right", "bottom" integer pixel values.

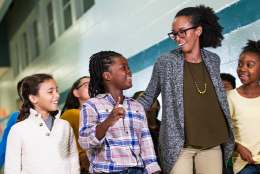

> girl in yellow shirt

[
  {"left": 227, "top": 40, "right": 260, "bottom": 174},
  {"left": 60, "top": 76, "right": 90, "bottom": 174}
]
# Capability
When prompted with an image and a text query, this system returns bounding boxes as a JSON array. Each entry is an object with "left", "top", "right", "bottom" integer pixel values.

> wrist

[
  {"left": 235, "top": 143, "right": 240, "bottom": 152},
  {"left": 101, "top": 119, "right": 110, "bottom": 129},
  {"left": 236, "top": 143, "right": 244, "bottom": 154}
]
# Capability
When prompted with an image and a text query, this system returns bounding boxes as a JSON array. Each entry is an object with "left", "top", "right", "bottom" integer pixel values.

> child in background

[
  {"left": 221, "top": 73, "right": 236, "bottom": 93},
  {"left": 0, "top": 76, "right": 27, "bottom": 170},
  {"left": 132, "top": 91, "right": 163, "bottom": 173},
  {"left": 79, "top": 51, "right": 161, "bottom": 174},
  {"left": 220, "top": 73, "right": 236, "bottom": 174},
  {"left": 5, "top": 74, "right": 80, "bottom": 174},
  {"left": 227, "top": 40, "right": 260, "bottom": 174},
  {"left": 61, "top": 76, "right": 91, "bottom": 174}
]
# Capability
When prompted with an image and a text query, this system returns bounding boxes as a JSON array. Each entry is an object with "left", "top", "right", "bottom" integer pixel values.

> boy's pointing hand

[{"left": 104, "top": 97, "right": 126, "bottom": 127}]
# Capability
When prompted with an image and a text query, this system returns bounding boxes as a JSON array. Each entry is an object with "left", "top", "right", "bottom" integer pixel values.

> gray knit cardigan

[{"left": 137, "top": 48, "right": 235, "bottom": 173}]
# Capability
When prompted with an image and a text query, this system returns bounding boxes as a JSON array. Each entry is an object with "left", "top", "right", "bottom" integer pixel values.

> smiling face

[
  {"left": 237, "top": 52, "right": 260, "bottom": 85},
  {"left": 32, "top": 79, "right": 60, "bottom": 112},
  {"left": 104, "top": 56, "right": 132, "bottom": 91},
  {"left": 172, "top": 16, "right": 202, "bottom": 53}
]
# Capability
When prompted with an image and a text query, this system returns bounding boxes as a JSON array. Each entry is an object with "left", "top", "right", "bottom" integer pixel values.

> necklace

[{"left": 185, "top": 60, "right": 207, "bottom": 94}]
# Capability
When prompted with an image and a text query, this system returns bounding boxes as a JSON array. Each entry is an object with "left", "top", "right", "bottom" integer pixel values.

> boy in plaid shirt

[{"left": 79, "top": 51, "right": 161, "bottom": 174}]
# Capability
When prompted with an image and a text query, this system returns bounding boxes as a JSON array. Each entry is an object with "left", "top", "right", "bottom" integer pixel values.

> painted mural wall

[{"left": 0, "top": 0, "right": 260, "bottom": 137}]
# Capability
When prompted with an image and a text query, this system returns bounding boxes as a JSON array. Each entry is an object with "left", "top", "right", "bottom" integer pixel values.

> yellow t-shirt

[
  {"left": 227, "top": 89, "right": 260, "bottom": 174},
  {"left": 60, "top": 109, "right": 89, "bottom": 171}
]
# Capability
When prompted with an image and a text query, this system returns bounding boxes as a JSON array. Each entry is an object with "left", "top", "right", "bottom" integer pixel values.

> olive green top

[{"left": 183, "top": 60, "right": 229, "bottom": 148}]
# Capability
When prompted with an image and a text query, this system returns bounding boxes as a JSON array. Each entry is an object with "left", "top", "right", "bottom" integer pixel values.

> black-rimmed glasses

[
  {"left": 168, "top": 26, "right": 198, "bottom": 40},
  {"left": 76, "top": 82, "right": 89, "bottom": 90}
]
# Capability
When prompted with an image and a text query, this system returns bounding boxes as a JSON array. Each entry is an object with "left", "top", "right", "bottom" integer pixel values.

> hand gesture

[
  {"left": 103, "top": 97, "right": 126, "bottom": 127},
  {"left": 237, "top": 143, "right": 255, "bottom": 164}
]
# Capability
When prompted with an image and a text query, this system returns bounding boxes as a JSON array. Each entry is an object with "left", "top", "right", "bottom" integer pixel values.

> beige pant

[{"left": 170, "top": 145, "right": 222, "bottom": 174}]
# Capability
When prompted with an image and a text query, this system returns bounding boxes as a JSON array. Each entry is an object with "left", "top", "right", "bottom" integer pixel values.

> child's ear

[
  {"left": 103, "top": 72, "right": 111, "bottom": 81},
  {"left": 73, "top": 89, "right": 80, "bottom": 98},
  {"left": 29, "top": 94, "right": 37, "bottom": 104}
]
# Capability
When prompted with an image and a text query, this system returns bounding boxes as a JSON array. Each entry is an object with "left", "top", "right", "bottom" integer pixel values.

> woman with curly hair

[{"left": 137, "top": 5, "right": 235, "bottom": 174}]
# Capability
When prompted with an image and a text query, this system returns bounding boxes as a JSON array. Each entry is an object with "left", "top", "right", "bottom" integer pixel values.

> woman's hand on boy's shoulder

[
  {"left": 236, "top": 143, "right": 255, "bottom": 164},
  {"left": 103, "top": 97, "right": 126, "bottom": 128}
]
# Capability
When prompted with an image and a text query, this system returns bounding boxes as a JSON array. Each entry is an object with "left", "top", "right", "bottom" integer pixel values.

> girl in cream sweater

[{"left": 5, "top": 74, "right": 80, "bottom": 174}]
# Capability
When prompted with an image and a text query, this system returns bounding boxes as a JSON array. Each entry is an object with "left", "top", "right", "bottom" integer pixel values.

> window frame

[
  {"left": 9, "top": 39, "right": 21, "bottom": 77},
  {"left": 26, "top": 9, "right": 41, "bottom": 61}
]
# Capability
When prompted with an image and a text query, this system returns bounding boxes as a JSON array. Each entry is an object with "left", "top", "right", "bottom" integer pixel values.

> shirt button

[
  {"left": 46, "top": 133, "right": 50, "bottom": 136},
  {"left": 136, "top": 111, "right": 138, "bottom": 113},
  {"left": 106, "top": 109, "right": 108, "bottom": 112},
  {"left": 126, "top": 131, "right": 128, "bottom": 134},
  {"left": 39, "top": 123, "right": 43, "bottom": 126},
  {"left": 35, "top": 113, "right": 39, "bottom": 117}
]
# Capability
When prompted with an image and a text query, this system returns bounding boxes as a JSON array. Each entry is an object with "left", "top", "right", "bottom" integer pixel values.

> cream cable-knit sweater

[{"left": 5, "top": 109, "right": 80, "bottom": 174}]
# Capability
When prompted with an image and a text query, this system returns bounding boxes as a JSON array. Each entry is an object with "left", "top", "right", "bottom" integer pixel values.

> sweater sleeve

[
  {"left": 4, "top": 126, "right": 22, "bottom": 174},
  {"left": 69, "top": 125, "right": 80, "bottom": 174},
  {"left": 0, "top": 111, "right": 19, "bottom": 169},
  {"left": 137, "top": 58, "right": 162, "bottom": 111}
]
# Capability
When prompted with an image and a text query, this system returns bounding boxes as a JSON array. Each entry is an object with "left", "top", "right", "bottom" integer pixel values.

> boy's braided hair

[{"left": 88, "top": 51, "right": 122, "bottom": 98}]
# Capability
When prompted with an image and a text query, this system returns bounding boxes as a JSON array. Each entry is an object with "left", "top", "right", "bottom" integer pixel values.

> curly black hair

[
  {"left": 175, "top": 5, "right": 223, "bottom": 48},
  {"left": 88, "top": 51, "right": 122, "bottom": 98},
  {"left": 240, "top": 40, "right": 260, "bottom": 59},
  {"left": 220, "top": 73, "right": 236, "bottom": 89}
]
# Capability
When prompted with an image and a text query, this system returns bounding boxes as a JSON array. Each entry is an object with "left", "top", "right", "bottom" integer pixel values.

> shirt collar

[
  {"left": 96, "top": 93, "right": 134, "bottom": 104},
  {"left": 29, "top": 108, "right": 61, "bottom": 120}
]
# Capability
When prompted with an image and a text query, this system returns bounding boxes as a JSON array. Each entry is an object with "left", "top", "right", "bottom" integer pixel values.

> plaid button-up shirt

[{"left": 79, "top": 94, "right": 161, "bottom": 174}]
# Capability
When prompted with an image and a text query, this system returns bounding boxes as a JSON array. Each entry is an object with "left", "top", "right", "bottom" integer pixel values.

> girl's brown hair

[{"left": 17, "top": 74, "right": 58, "bottom": 123}]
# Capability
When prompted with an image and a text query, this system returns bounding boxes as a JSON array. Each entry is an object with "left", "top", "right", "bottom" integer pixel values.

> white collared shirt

[{"left": 5, "top": 108, "right": 80, "bottom": 174}]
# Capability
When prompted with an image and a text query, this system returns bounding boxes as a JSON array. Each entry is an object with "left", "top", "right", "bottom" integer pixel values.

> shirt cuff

[
  {"left": 143, "top": 162, "right": 161, "bottom": 174},
  {"left": 89, "top": 125, "right": 106, "bottom": 149}
]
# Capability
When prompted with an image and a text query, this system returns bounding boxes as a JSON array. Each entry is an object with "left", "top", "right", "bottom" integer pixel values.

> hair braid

[{"left": 89, "top": 51, "right": 122, "bottom": 98}]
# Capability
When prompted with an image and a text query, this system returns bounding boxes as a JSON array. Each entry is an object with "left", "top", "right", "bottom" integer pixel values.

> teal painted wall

[{"left": 58, "top": 0, "right": 260, "bottom": 104}]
